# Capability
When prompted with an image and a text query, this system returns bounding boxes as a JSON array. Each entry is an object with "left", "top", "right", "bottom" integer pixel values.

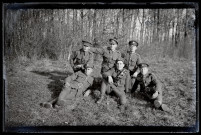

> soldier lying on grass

[
  {"left": 41, "top": 63, "right": 94, "bottom": 109},
  {"left": 96, "top": 57, "right": 131, "bottom": 105},
  {"left": 131, "top": 63, "right": 169, "bottom": 111}
]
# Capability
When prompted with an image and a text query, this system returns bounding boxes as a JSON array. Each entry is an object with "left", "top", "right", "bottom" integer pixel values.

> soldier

[
  {"left": 86, "top": 38, "right": 123, "bottom": 100},
  {"left": 122, "top": 40, "right": 141, "bottom": 90},
  {"left": 41, "top": 63, "right": 94, "bottom": 109},
  {"left": 131, "top": 63, "right": 169, "bottom": 111},
  {"left": 96, "top": 57, "right": 131, "bottom": 105},
  {"left": 70, "top": 40, "right": 94, "bottom": 73},
  {"left": 89, "top": 37, "right": 122, "bottom": 74}
]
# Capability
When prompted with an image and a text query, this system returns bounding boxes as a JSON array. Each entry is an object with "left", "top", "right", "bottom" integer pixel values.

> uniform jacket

[
  {"left": 90, "top": 47, "right": 121, "bottom": 71},
  {"left": 123, "top": 51, "right": 141, "bottom": 73},
  {"left": 65, "top": 71, "right": 94, "bottom": 92},
  {"left": 70, "top": 49, "right": 94, "bottom": 70},
  {"left": 134, "top": 72, "right": 162, "bottom": 95},
  {"left": 102, "top": 68, "right": 131, "bottom": 92}
]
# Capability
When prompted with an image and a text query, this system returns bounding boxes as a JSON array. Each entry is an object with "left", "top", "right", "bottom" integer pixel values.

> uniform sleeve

[
  {"left": 137, "top": 54, "right": 142, "bottom": 65},
  {"left": 102, "top": 68, "right": 115, "bottom": 79},
  {"left": 125, "top": 70, "right": 131, "bottom": 93},
  {"left": 90, "top": 47, "right": 105, "bottom": 55},
  {"left": 151, "top": 74, "right": 162, "bottom": 94},
  {"left": 133, "top": 54, "right": 142, "bottom": 73},
  {"left": 87, "top": 52, "right": 94, "bottom": 65}
]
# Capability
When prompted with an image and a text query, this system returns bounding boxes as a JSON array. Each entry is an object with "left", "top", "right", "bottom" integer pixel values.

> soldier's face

[
  {"left": 109, "top": 41, "right": 117, "bottom": 51},
  {"left": 130, "top": 45, "right": 137, "bottom": 52},
  {"left": 83, "top": 45, "right": 89, "bottom": 51},
  {"left": 116, "top": 61, "right": 125, "bottom": 70},
  {"left": 140, "top": 67, "right": 148, "bottom": 75},
  {"left": 85, "top": 68, "right": 93, "bottom": 75}
]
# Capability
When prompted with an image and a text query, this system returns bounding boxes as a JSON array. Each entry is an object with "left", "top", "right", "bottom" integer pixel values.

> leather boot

[{"left": 96, "top": 95, "right": 104, "bottom": 104}]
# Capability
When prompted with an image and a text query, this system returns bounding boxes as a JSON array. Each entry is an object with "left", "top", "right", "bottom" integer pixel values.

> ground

[{"left": 4, "top": 57, "right": 197, "bottom": 129}]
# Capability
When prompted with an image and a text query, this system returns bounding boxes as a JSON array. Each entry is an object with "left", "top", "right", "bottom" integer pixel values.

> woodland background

[{"left": 4, "top": 8, "right": 196, "bottom": 62}]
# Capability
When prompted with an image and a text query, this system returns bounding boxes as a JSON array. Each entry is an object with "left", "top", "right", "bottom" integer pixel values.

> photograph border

[{"left": 2, "top": 1, "right": 199, "bottom": 133}]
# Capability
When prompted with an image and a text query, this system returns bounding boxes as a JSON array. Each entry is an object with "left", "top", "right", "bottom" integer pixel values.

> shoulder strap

[{"left": 116, "top": 68, "right": 127, "bottom": 78}]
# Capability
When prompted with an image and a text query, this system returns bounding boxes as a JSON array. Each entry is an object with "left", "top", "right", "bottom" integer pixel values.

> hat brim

[{"left": 109, "top": 39, "right": 118, "bottom": 44}]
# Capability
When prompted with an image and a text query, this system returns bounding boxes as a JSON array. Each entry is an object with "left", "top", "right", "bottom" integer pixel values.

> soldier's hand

[
  {"left": 108, "top": 76, "right": 113, "bottom": 84},
  {"left": 65, "top": 82, "right": 70, "bottom": 87},
  {"left": 132, "top": 72, "right": 138, "bottom": 78},
  {"left": 151, "top": 91, "right": 159, "bottom": 99}
]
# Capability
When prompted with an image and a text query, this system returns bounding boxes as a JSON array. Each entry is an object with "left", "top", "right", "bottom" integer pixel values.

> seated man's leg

[
  {"left": 56, "top": 86, "right": 72, "bottom": 107},
  {"left": 96, "top": 79, "right": 108, "bottom": 103},
  {"left": 131, "top": 80, "right": 139, "bottom": 93},
  {"left": 111, "top": 85, "right": 127, "bottom": 105},
  {"left": 154, "top": 90, "right": 163, "bottom": 109},
  {"left": 129, "top": 71, "right": 135, "bottom": 91}
]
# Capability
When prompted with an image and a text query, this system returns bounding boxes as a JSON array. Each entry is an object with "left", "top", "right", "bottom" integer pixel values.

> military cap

[
  {"left": 84, "top": 63, "right": 94, "bottom": 69},
  {"left": 109, "top": 37, "right": 118, "bottom": 44},
  {"left": 82, "top": 40, "right": 92, "bottom": 47},
  {"left": 138, "top": 63, "right": 149, "bottom": 68},
  {"left": 129, "top": 40, "right": 139, "bottom": 47},
  {"left": 116, "top": 57, "right": 125, "bottom": 64}
]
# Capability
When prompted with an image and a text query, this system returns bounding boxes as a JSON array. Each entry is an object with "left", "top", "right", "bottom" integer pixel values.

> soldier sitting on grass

[
  {"left": 131, "top": 63, "right": 169, "bottom": 111},
  {"left": 70, "top": 40, "right": 94, "bottom": 73},
  {"left": 41, "top": 63, "right": 94, "bottom": 109},
  {"left": 96, "top": 57, "right": 131, "bottom": 105}
]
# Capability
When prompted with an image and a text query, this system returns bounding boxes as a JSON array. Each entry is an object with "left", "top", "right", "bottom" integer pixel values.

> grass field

[{"left": 4, "top": 57, "right": 197, "bottom": 130}]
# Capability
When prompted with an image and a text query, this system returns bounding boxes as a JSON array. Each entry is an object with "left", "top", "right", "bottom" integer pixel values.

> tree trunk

[{"left": 92, "top": 9, "right": 97, "bottom": 40}]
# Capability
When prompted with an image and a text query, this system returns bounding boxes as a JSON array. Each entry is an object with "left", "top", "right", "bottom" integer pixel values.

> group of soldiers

[{"left": 41, "top": 37, "right": 169, "bottom": 112}]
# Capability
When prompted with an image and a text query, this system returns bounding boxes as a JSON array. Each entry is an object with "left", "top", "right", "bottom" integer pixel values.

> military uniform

[
  {"left": 132, "top": 63, "right": 163, "bottom": 109},
  {"left": 41, "top": 64, "right": 94, "bottom": 108},
  {"left": 90, "top": 47, "right": 122, "bottom": 73},
  {"left": 56, "top": 70, "right": 94, "bottom": 105},
  {"left": 70, "top": 40, "right": 94, "bottom": 72},
  {"left": 97, "top": 66, "right": 130, "bottom": 105},
  {"left": 124, "top": 52, "right": 141, "bottom": 74}
]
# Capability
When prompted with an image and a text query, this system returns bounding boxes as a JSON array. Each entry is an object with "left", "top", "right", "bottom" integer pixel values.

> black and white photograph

[{"left": 2, "top": 2, "right": 199, "bottom": 133}]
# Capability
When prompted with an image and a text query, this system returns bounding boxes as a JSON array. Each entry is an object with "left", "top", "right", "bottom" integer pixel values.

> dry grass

[{"left": 4, "top": 56, "right": 197, "bottom": 131}]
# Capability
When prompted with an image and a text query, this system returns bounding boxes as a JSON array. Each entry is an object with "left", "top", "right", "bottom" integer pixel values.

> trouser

[
  {"left": 44, "top": 86, "right": 82, "bottom": 107},
  {"left": 143, "top": 87, "right": 163, "bottom": 108},
  {"left": 129, "top": 71, "right": 136, "bottom": 91},
  {"left": 99, "top": 79, "right": 127, "bottom": 105}
]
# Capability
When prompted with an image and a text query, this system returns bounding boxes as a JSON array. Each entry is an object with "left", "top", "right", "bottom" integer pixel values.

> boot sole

[{"left": 43, "top": 102, "right": 52, "bottom": 108}]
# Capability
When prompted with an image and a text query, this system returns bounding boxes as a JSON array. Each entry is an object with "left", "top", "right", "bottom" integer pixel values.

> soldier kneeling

[
  {"left": 131, "top": 63, "right": 169, "bottom": 111},
  {"left": 96, "top": 57, "right": 131, "bottom": 105},
  {"left": 41, "top": 63, "right": 94, "bottom": 109}
]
